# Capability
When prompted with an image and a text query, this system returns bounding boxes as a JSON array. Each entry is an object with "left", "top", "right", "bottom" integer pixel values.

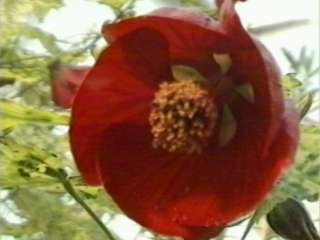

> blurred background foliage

[{"left": 0, "top": 0, "right": 319, "bottom": 240}]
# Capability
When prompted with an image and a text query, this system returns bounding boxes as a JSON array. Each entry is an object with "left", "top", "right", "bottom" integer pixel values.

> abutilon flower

[
  {"left": 49, "top": 61, "right": 90, "bottom": 108},
  {"left": 69, "top": 0, "right": 300, "bottom": 239}
]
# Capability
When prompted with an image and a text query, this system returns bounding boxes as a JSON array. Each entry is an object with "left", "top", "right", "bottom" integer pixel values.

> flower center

[{"left": 149, "top": 80, "right": 217, "bottom": 154}]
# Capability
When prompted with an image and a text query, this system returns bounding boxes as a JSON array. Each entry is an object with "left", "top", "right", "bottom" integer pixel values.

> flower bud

[{"left": 267, "top": 198, "right": 320, "bottom": 240}]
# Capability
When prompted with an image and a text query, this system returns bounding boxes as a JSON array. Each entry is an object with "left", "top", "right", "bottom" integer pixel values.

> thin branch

[
  {"left": 57, "top": 173, "right": 117, "bottom": 240},
  {"left": 249, "top": 19, "right": 310, "bottom": 35},
  {"left": 71, "top": 34, "right": 101, "bottom": 58}
]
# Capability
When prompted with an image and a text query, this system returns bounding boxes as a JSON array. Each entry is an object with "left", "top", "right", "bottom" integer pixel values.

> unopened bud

[{"left": 267, "top": 198, "right": 320, "bottom": 240}]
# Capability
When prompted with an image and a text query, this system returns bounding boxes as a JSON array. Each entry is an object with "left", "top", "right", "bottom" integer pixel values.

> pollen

[{"left": 149, "top": 80, "right": 217, "bottom": 154}]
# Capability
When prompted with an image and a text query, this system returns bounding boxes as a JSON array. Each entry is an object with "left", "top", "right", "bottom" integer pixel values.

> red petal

[
  {"left": 218, "top": 0, "right": 285, "bottom": 168},
  {"left": 103, "top": 5, "right": 284, "bottom": 157},
  {"left": 165, "top": 1, "right": 294, "bottom": 226},
  {"left": 70, "top": 28, "right": 172, "bottom": 185},
  {"left": 102, "top": 9, "right": 232, "bottom": 77},
  {"left": 96, "top": 105, "right": 298, "bottom": 234},
  {"left": 167, "top": 103, "right": 299, "bottom": 226},
  {"left": 183, "top": 226, "right": 223, "bottom": 240},
  {"left": 97, "top": 123, "right": 223, "bottom": 239},
  {"left": 50, "top": 63, "right": 89, "bottom": 108}
]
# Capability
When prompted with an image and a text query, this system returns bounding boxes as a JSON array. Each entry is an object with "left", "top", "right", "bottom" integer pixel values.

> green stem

[{"left": 59, "top": 174, "right": 116, "bottom": 240}]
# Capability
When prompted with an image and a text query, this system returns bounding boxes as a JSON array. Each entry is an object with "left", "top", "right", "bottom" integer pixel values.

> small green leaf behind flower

[
  {"left": 218, "top": 105, "right": 237, "bottom": 147},
  {"left": 97, "top": 0, "right": 137, "bottom": 19},
  {"left": 282, "top": 47, "right": 320, "bottom": 81},
  {"left": 0, "top": 101, "right": 69, "bottom": 134},
  {"left": 0, "top": 189, "right": 110, "bottom": 240},
  {"left": 179, "top": 0, "right": 218, "bottom": 18},
  {"left": 298, "top": 91, "right": 315, "bottom": 120},
  {"left": 235, "top": 83, "right": 255, "bottom": 104},
  {"left": 281, "top": 74, "right": 318, "bottom": 120},
  {"left": 97, "top": 0, "right": 130, "bottom": 9},
  {"left": 282, "top": 73, "right": 303, "bottom": 94},
  {"left": 0, "top": 138, "right": 63, "bottom": 189}
]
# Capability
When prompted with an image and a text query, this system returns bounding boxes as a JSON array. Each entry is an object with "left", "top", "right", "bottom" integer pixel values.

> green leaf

[
  {"left": 0, "top": 137, "right": 120, "bottom": 215},
  {"left": 1, "top": 0, "right": 63, "bottom": 21},
  {"left": 0, "top": 77, "right": 15, "bottom": 86},
  {"left": 235, "top": 83, "right": 255, "bottom": 104},
  {"left": 0, "top": 190, "right": 110, "bottom": 240},
  {"left": 20, "top": 25, "right": 63, "bottom": 55},
  {"left": 306, "top": 65, "right": 320, "bottom": 79},
  {"left": 298, "top": 92, "right": 314, "bottom": 120},
  {"left": 213, "top": 53, "right": 232, "bottom": 74},
  {"left": 172, "top": 65, "right": 206, "bottom": 83},
  {"left": 0, "top": 101, "right": 69, "bottom": 131},
  {"left": 179, "top": 0, "right": 217, "bottom": 17},
  {"left": 0, "top": 138, "right": 63, "bottom": 188},
  {"left": 218, "top": 105, "right": 237, "bottom": 147},
  {"left": 282, "top": 73, "right": 302, "bottom": 92},
  {"left": 97, "top": 0, "right": 133, "bottom": 9},
  {"left": 282, "top": 48, "right": 299, "bottom": 71},
  {"left": 0, "top": 0, "right": 63, "bottom": 46},
  {"left": 267, "top": 198, "right": 320, "bottom": 240}
]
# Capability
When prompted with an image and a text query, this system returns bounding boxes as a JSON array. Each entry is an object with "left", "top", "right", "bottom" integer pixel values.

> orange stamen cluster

[{"left": 149, "top": 80, "right": 217, "bottom": 154}]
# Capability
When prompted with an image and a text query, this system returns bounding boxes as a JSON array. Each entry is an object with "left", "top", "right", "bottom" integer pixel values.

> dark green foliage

[{"left": 267, "top": 198, "right": 320, "bottom": 240}]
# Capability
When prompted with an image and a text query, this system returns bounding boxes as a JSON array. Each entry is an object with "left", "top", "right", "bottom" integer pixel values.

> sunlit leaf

[
  {"left": 97, "top": 0, "right": 134, "bottom": 9},
  {"left": 282, "top": 48, "right": 299, "bottom": 71},
  {"left": 179, "top": 0, "right": 217, "bottom": 17},
  {"left": 218, "top": 105, "right": 237, "bottom": 147},
  {"left": 282, "top": 73, "right": 302, "bottom": 92},
  {"left": 235, "top": 83, "right": 255, "bottom": 104},
  {"left": 0, "top": 101, "right": 69, "bottom": 130},
  {"left": 298, "top": 92, "right": 314, "bottom": 120},
  {"left": 0, "top": 190, "right": 109, "bottom": 240}
]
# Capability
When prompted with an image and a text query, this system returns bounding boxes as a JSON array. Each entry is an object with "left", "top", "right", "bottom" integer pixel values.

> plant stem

[{"left": 59, "top": 174, "right": 116, "bottom": 240}]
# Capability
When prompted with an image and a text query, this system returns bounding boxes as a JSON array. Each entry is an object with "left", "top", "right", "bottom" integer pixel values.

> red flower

[
  {"left": 70, "top": 0, "right": 299, "bottom": 239},
  {"left": 50, "top": 62, "right": 90, "bottom": 108}
]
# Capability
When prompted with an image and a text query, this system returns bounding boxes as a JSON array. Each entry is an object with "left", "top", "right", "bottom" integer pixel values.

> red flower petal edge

[
  {"left": 70, "top": 28, "right": 173, "bottom": 185},
  {"left": 70, "top": 0, "right": 300, "bottom": 239},
  {"left": 49, "top": 62, "right": 90, "bottom": 108}
]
